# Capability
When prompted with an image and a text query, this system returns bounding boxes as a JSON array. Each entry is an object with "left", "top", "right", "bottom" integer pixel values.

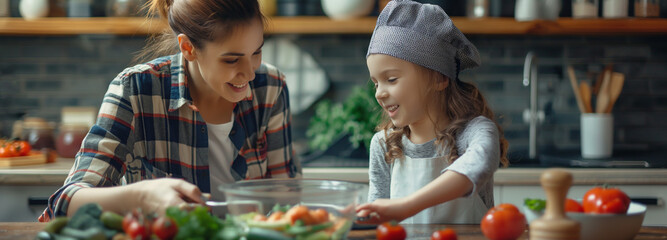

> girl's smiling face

[
  {"left": 188, "top": 18, "right": 264, "bottom": 103},
  {"left": 367, "top": 54, "right": 435, "bottom": 129}
]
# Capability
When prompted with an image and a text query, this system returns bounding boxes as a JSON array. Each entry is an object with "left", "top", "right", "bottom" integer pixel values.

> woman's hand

[
  {"left": 355, "top": 198, "right": 416, "bottom": 224},
  {"left": 130, "top": 178, "right": 204, "bottom": 214}
]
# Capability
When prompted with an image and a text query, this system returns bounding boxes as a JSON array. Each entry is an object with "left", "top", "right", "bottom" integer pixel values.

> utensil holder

[{"left": 581, "top": 113, "right": 613, "bottom": 159}]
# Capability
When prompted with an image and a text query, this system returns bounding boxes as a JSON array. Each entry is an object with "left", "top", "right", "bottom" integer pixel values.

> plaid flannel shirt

[{"left": 39, "top": 53, "right": 301, "bottom": 221}]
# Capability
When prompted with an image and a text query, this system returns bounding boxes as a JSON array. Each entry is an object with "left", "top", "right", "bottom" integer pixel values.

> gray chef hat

[{"left": 367, "top": 0, "right": 481, "bottom": 80}]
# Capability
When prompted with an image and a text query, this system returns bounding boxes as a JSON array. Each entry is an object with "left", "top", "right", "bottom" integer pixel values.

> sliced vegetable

[
  {"left": 246, "top": 227, "right": 293, "bottom": 240},
  {"left": 298, "top": 230, "right": 331, "bottom": 240},
  {"left": 285, "top": 221, "right": 333, "bottom": 236},
  {"left": 246, "top": 219, "right": 291, "bottom": 230},
  {"left": 330, "top": 219, "right": 352, "bottom": 240}
]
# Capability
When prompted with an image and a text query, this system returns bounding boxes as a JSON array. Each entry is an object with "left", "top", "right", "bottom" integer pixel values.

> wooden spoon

[
  {"left": 579, "top": 81, "right": 592, "bottom": 113},
  {"left": 605, "top": 72, "right": 625, "bottom": 113},
  {"left": 567, "top": 66, "right": 586, "bottom": 113},
  {"left": 595, "top": 68, "right": 612, "bottom": 113},
  {"left": 594, "top": 64, "right": 614, "bottom": 95}
]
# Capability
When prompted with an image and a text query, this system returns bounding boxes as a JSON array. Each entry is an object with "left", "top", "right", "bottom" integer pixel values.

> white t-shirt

[{"left": 207, "top": 114, "right": 236, "bottom": 200}]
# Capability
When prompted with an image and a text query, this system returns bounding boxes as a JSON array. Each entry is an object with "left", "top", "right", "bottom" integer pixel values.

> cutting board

[{"left": 0, "top": 151, "right": 47, "bottom": 168}]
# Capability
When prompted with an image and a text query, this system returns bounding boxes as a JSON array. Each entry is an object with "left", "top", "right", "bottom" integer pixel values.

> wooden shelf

[{"left": 1, "top": 17, "right": 667, "bottom": 35}]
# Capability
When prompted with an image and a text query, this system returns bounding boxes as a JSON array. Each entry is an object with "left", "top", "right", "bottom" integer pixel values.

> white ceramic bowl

[
  {"left": 525, "top": 202, "right": 646, "bottom": 240},
  {"left": 321, "top": 0, "right": 375, "bottom": 20}
]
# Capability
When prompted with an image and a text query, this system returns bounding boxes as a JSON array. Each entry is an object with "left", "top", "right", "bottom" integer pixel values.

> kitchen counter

[
  {"left": 2, "top": 158, "right": 667, "bottom": 185},
  {"left": 1, "top": 222, "right": 666, "bottom": 240}
]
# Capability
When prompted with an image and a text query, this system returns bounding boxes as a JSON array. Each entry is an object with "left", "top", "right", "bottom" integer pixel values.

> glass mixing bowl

[{"left": 215, "top": 179, "right": 368, "bottom": 239}]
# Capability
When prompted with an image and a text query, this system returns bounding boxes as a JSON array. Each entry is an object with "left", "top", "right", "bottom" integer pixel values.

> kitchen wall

[{"left": 1, "top": 34, "right": 667, "bottom": 160}]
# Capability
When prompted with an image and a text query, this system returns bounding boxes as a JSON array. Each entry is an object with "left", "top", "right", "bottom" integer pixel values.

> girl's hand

[
  {"left": 130, "top": 178, "right": 204, "bottom": 214},
  {"left": 355, "top": 198, "right": 415, "bottom": 224}
]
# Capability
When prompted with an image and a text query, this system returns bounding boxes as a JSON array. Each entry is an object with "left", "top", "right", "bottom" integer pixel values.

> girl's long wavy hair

[
  {"left": 135, "top": 0, "right": 266, "bottom": 63},
  {"left": 379, "top": 63, "right": 509, "bottom": 167}
]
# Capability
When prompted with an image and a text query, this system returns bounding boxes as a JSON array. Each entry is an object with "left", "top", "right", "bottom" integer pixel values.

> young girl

[
  {"left": 39, "top": 0, "right": 300, "bottom": 221},
  {"left": 356, "top": 0, "right": 509, "bottom": 224}
]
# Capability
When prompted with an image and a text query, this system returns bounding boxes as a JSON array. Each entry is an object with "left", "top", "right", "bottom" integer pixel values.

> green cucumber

[
  {"left": 59, "top": 227, "right": 106, "bottom": 240},
  {"left": 330, "top": 220, "right": 352, "bottom": 240},
  {"left": 43, "top": 217, "right": 69, "bottom": 234},
  {"left": 297, "top": 231, "right": 331, "bottom": 240},
  {"left": 286, "top": 222, "right": 333, "bottom": 236},
  {"left": 100, "top": 211, "right": 123, "bottom": 231},
  {"left": 246, "top": 219, "right": 290, "bottom": 230},
  {"left": 246, "top": 227, "right": 293, "bottom": 240}
]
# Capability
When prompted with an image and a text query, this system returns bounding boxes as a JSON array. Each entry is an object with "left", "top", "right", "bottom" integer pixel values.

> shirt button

[
  {"left": 230, "top": 130, "right": 236, "bottom": 135},
  {"left": 201, "top": 127, "right": 205, "bottom": 133}
]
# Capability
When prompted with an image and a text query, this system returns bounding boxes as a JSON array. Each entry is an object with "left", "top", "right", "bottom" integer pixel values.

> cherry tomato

[
  {"left": 431, "top": 228, "right": 457, "bottom": 240},
  {"left": 0, "top": 145, "right": 13, "bottom": 158},
  {"left": 152, "top": 216, "right": 178, "bottom": 240},
  {"left": 122, "top": 211, "right": 137, "bottom": 232},
  {"left": 565, "top": 198, "right": 584, "bottom": 213},
  {"left": 123, "top": 209, "right": 152, "bottom": 240},
  {"left": 480, "top": 203, "right": 527, "bottom": 240},
  {"left": 12, "top": 141, "right": 31, "bottom": 156},
  {"left": 377, "top": 221, "right": 407, "bottom": 240},
  {"left": 127, "top": 220, "right": 150, "bottom": 240},
  {"left": 583, "top": 186, "right": 630, "bottom": 214}
]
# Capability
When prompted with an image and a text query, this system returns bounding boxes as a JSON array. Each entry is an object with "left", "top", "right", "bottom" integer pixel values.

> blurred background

[{"left": 1, "top": 0, "right": 667, "bottom": 167}]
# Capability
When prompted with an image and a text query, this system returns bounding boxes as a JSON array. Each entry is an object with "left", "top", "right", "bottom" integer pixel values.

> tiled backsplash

[{"left": 1, "top": 34, "right": 666, "bottom": 158}]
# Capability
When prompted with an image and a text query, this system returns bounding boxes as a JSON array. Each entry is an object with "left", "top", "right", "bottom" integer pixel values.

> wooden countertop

[
  {"left": 1, "top": 222, "right": 666, "bottom": 240},
  {"left": 2, "top": 158, "right": 667, "bottom": 185}
]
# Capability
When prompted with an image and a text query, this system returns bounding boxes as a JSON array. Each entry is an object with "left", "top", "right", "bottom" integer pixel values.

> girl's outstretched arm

[{"left": 356, "top": 170, "right": 472, "bottom": 224}]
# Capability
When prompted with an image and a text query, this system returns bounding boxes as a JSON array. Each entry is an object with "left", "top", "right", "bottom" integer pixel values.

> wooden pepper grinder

[{"left": 529, "top": 168, "right": 581, "bottom": 240}]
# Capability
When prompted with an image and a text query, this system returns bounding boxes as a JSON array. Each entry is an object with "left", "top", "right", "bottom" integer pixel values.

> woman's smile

[{"left": 227, "top": 82, "right": 248, "bottom": 92}]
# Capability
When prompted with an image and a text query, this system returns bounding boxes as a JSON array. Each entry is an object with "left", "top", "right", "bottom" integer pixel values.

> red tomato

[
  {"left": 152, "top": 216, "right": 178, "bottom": 240},
  {"left": 0, "top": 145, "right": 13, "bottom": 157},
  {"left": 12, "top": 141, "right": 31, "bottom": 156},
  {"left": 583, "top": 186, "right": 631, "bottom": 214},
  {"left": 127, "top": 220, "right": 150, "bottom": 240},
  {"left": 480, "top": 203, "right": 527, "bottom": 240},
  {"left": 122, "top": 211, "right": 136, "bottom": 232},
  {"left": 565, "top": 198, "right": 584, "bottom": 213},
  {"left": 431, "top": 228, "right": 457, "bottom": 240},
  {"left": 377, "top": 221, "right": 407, "bottom": 240}
]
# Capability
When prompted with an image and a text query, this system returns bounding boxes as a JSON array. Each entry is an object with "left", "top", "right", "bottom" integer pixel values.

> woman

[{"left": 39, "top": 0, "right": 300, "bottom": 221}]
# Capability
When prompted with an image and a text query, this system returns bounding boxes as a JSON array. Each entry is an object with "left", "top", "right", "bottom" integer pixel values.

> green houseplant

[{"left": 306, "top": 82, "right": 381, "bottom": 156}]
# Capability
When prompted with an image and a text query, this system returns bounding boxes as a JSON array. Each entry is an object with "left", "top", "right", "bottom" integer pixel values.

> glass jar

[
  {"left": 21, "top": 117, "right": 56, "bottom": 151},
  {"left": 68, "top": 0, "right": 91, "bottom": 17},
  {"left": 56, "top": 123, "right": 89, "bottom": 158},
  {"left": 106, "top": 0, "right": 141, "bottom": 17},
  {"left": 572, "top": 0, "right": 599, "bottom": 18},
  {"left": 635, "top": 0, "right": 660, "bottom": 17},
  {"left": 603, "top": 0, "right": 629, "bottom": 18},
  {"left": 0, "top": 0, "right": 10, "bottom": 17},
  {"left": 467, "top": 0, "right": 490, "bottom": 18}
]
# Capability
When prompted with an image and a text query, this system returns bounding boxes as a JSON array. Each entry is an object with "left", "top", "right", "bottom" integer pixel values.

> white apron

[{"left": 390, "top": 155, "right": 487, "bottom": 224}]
